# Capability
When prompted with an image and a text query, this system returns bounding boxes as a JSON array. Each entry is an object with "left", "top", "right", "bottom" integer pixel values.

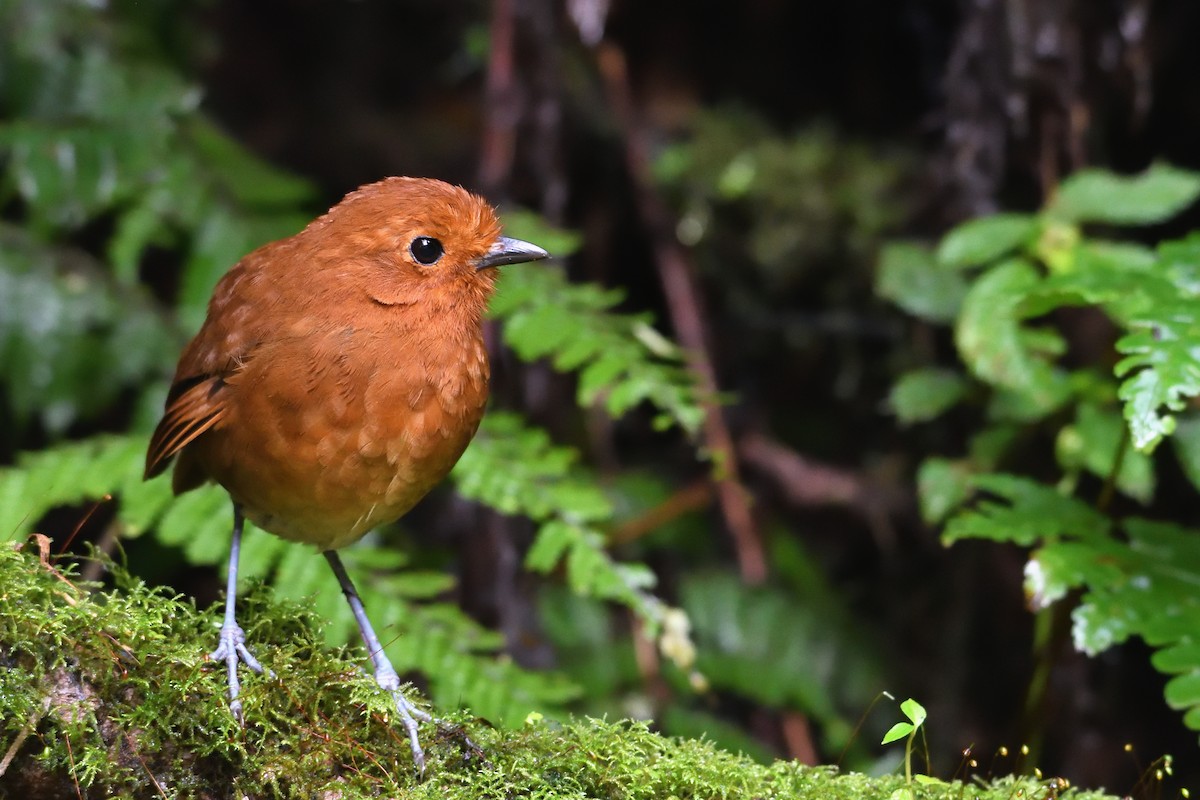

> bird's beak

[{"left": 477, "top": 236, "right": 550, "bottom": 270}]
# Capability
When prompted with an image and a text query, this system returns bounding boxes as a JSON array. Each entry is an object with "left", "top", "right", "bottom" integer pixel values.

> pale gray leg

[
  {"left": 324, "top": 550, "right": 430, "bottom": 771},
  {"left": 209, "top": 505, "right": 266, "bottom": 723}
]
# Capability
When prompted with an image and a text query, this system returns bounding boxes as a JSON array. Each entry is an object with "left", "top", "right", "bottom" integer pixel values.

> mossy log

[{"left": 0, "top": 540, "right": 1117, "bottom": 799}]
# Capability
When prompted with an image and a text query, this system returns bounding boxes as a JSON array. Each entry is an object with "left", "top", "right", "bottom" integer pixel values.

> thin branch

[
  {"left": 738, "top": 432, "right": 907, "bottom": 554},
  {"left": 779, "top": 710, "right": 818, "bottom": 766},
  {"left": 738, "top": 433, "right": 865, "bottom": 508},
  {"left": 610, "top": 480, "right": 713, "bottom": 547},
  {"left": 594, "top": 42, "right": 767, "bottom": 584}
]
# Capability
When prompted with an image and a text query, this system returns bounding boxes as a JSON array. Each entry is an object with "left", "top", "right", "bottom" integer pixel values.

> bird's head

[{"left": 307, "top": 176, "right": 548, "bottom": 310}]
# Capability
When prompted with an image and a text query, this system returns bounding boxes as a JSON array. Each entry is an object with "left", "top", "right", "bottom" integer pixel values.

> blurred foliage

[
  {"left": 0, "top": 227, "right": 172, "bottom": 435},
  {"left": 656, "top": 110, "right": 909, "bottom": 306},
  {"left": 877, "top": 162, "right": 1200, "bottom": 739},
  {"left": 0, "top": 0, "right": 314, "bottom": 440},
  {"left": 539, "top": 536, "right": 886, "bottom": 765}
]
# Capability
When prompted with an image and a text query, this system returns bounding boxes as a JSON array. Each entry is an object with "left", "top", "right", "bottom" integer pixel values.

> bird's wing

[
  {"left": 144, "top": 249, "right": 278, "bottom": 481},
  {"left": 143, "top": 373, "right": 231, "bottom": 479}
]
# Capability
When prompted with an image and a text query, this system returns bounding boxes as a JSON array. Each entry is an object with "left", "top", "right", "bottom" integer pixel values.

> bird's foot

[
  {"left": 371, "top": 666, "right": 487, "bottom": 772},
  {"left": 209, "top": 622, "right": 270, "bottom": 724},
  {"left": 374, "top": 665, "right": 433, "bottom": 773}
]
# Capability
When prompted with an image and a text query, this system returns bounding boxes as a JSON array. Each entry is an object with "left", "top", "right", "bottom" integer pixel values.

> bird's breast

[{"left": 197, "top": 324, "right": 491, "bottom": 549}]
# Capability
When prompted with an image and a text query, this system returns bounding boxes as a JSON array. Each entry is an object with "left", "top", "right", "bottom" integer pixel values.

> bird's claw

[
  {"left": 373, "top": 665, "right": 432, "bottom": 773},
  {"left": 209, "top": 622, "right": 271, "bottom": 724}
]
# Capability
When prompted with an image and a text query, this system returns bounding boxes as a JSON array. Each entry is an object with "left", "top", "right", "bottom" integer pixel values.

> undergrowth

[{"left": 879, "top": 163, "right": 1200, "bottom": 739}]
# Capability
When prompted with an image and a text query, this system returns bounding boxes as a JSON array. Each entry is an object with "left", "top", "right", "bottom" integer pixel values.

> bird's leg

[
  {"left": 324, "top": 550, "right": 431, "bottom": 770},
  {"left": 209, "top": 505, "right": 267, "bottom": 723}
]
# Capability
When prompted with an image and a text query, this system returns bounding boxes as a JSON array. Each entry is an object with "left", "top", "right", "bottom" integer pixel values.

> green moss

[{"left": 0, "top": 541, "right": 1119, "bottom": 799}]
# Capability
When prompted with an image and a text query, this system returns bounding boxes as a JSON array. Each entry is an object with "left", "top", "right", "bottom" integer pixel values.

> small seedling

[{"left": 882, "top": 696, "right": 927, "bottom": 783}]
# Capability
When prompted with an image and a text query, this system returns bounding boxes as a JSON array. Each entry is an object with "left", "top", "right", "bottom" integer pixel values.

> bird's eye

[{"left": 409, "top": 236, "right": 444, "bottom": 266}]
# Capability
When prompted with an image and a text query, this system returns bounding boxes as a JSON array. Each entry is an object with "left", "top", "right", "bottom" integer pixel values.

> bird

[{"left": 143, "top": 176, "right": 549, "bottom": 769}]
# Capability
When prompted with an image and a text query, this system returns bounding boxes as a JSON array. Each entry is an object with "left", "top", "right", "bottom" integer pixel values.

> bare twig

[
  {"left": 738, "top": 433, "right": 864, "bottom": 508},
  {"left": 594, "top": 42, "right": 767, "bottom": 584},
  {"left": 780, "top": 710, "right": 818, "bottom": 766},
  {"left": 0, "top": 701, "right": 48, "bottom": 778},
  {"left": 610, "top": 480, "right": 713, "bottom": 547},
  {"left": 738, "top": 431, "right": 906, "bottom": 554}
]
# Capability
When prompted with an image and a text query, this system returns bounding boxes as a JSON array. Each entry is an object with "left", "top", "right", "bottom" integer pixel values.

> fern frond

[
  {"left": 0, "top": 435, "right": 156, "bottom": 540},
  {"left": 454, "top": 412, "right": 693, "bottom": 663},
  {"left": 0, "top": 7, "right": 316, "bottom": 436},
  {"left": 943, "top": 474, "right": 1112, "bottom": 548},
  {"left": 946, "top": 473, "right": 1200, "bottom": 737},
  {"left": 679, "top": 568, "right": 880, "bottom": 751},
  {"left": 491, "top": 263, "right": 706, "bottom": 436},
  {"left": 1116, "top": 302, "right": 1200, "bottom": 453}
]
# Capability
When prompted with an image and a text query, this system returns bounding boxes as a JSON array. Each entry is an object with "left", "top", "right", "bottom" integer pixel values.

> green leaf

[
  {"left": 156, "top": 485, "right": 231, "bottom": 564},
  {"left": 916, "top": 458, "right": 973, "bottom": 525},
  {"left": 1115, "top": 303, "right": 1200, "bottom": 451},
  {"left": 967, "top": 425, "right": 1020, "bottom": 467},
  {"left": 1157, "top": 232, "right": 1200, "bottom": 293},
  {"left": 955, "top": 258, "right": 1068, "bottom": 416},
  {"left": 1113, "top": 235, "right": 1200, "bottom": 451},
  {"left": 1020, "top": 240, "right": 1160, "bottom": 324},
  {"left": 493, "top": 266, "right": 705, "bottom": 436},
  {"left": 0, "top": 435, "right": 153, "bottom": 542},
  {"left": 875, "top": 242, "right": 967, "bottom": 323},
  {"left": 889, "top": 368, "right": 968, "bottom": 426},
  {"left": 1027, "top": 541, "right": 1126, "bottom": 611},
  {"left": 1056, "top": 402, "right": 1154, "bottom": 504},
  {"left": 680, "top": 569, "right": 879, "bottom": 736},
  {"left": 936, "top": 213, "right": 1037, "bottom": 269},
  {"left": 454, "top": 412, "right": 694, "bottom": 654},
  {"left": 1164, "top": 672, "right": 1200, "bottom": 712},
  {"left": 377, "top": 570, "right": 457, "bottom": 599},
  {"left": 899, "top": 697, "right": 927, "bottom": 727},
  {"left": 108, "top": 198, "right": 170, "bottom": 284},
  {"left": 970, "top": 502, "right": 1200, "bottom": 734},
  {"left": 0, "top": 231, "right": 175, "bottom": 435},
  {"left": 943, "top": 473, "right": 1111, "bottom": 547},
  {"left": 499, "top": 209, "right": 583, "bottom": 258},
  {"left": 1051, "top": 163, "right": 1200, "bottom": 226},
  {"left": 188, "top": 118, "right": 315, "bottom": 208},
  {"left": 524, "top": 519, "right": 579, "bottom": 573},
  {"left": 1152, "top": 641, "right": 1200, "bottom": 673},
  {"left": 881, "top": 722, "right": 912, "bottom": 745},
  {"left": 1171, "top": 414, "right": 1200, "bottom": 495}
]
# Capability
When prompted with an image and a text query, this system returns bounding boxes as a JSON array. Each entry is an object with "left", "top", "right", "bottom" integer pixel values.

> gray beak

[{"left": 477, "top": 236, "right": 550, "bottom": 270}]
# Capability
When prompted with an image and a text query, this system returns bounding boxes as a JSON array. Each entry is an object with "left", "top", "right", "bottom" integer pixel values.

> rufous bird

[{"left": 144, "top": 177, "right": 548, "bottom": 768}]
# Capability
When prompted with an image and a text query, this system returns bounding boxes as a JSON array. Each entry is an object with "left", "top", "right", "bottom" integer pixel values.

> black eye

[{"left": 410, "top": 236, "right": 444, "bottom": 265}]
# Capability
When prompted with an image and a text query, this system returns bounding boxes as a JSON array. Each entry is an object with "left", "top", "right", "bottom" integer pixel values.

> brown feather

[{"left": 144, "top": 376, "right": 229, "bottom": 478}]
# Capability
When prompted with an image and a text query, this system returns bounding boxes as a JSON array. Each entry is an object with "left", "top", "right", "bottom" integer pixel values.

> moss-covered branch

[{"left": 0, "top": 540, "right": 1117, "bottom": 799}]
